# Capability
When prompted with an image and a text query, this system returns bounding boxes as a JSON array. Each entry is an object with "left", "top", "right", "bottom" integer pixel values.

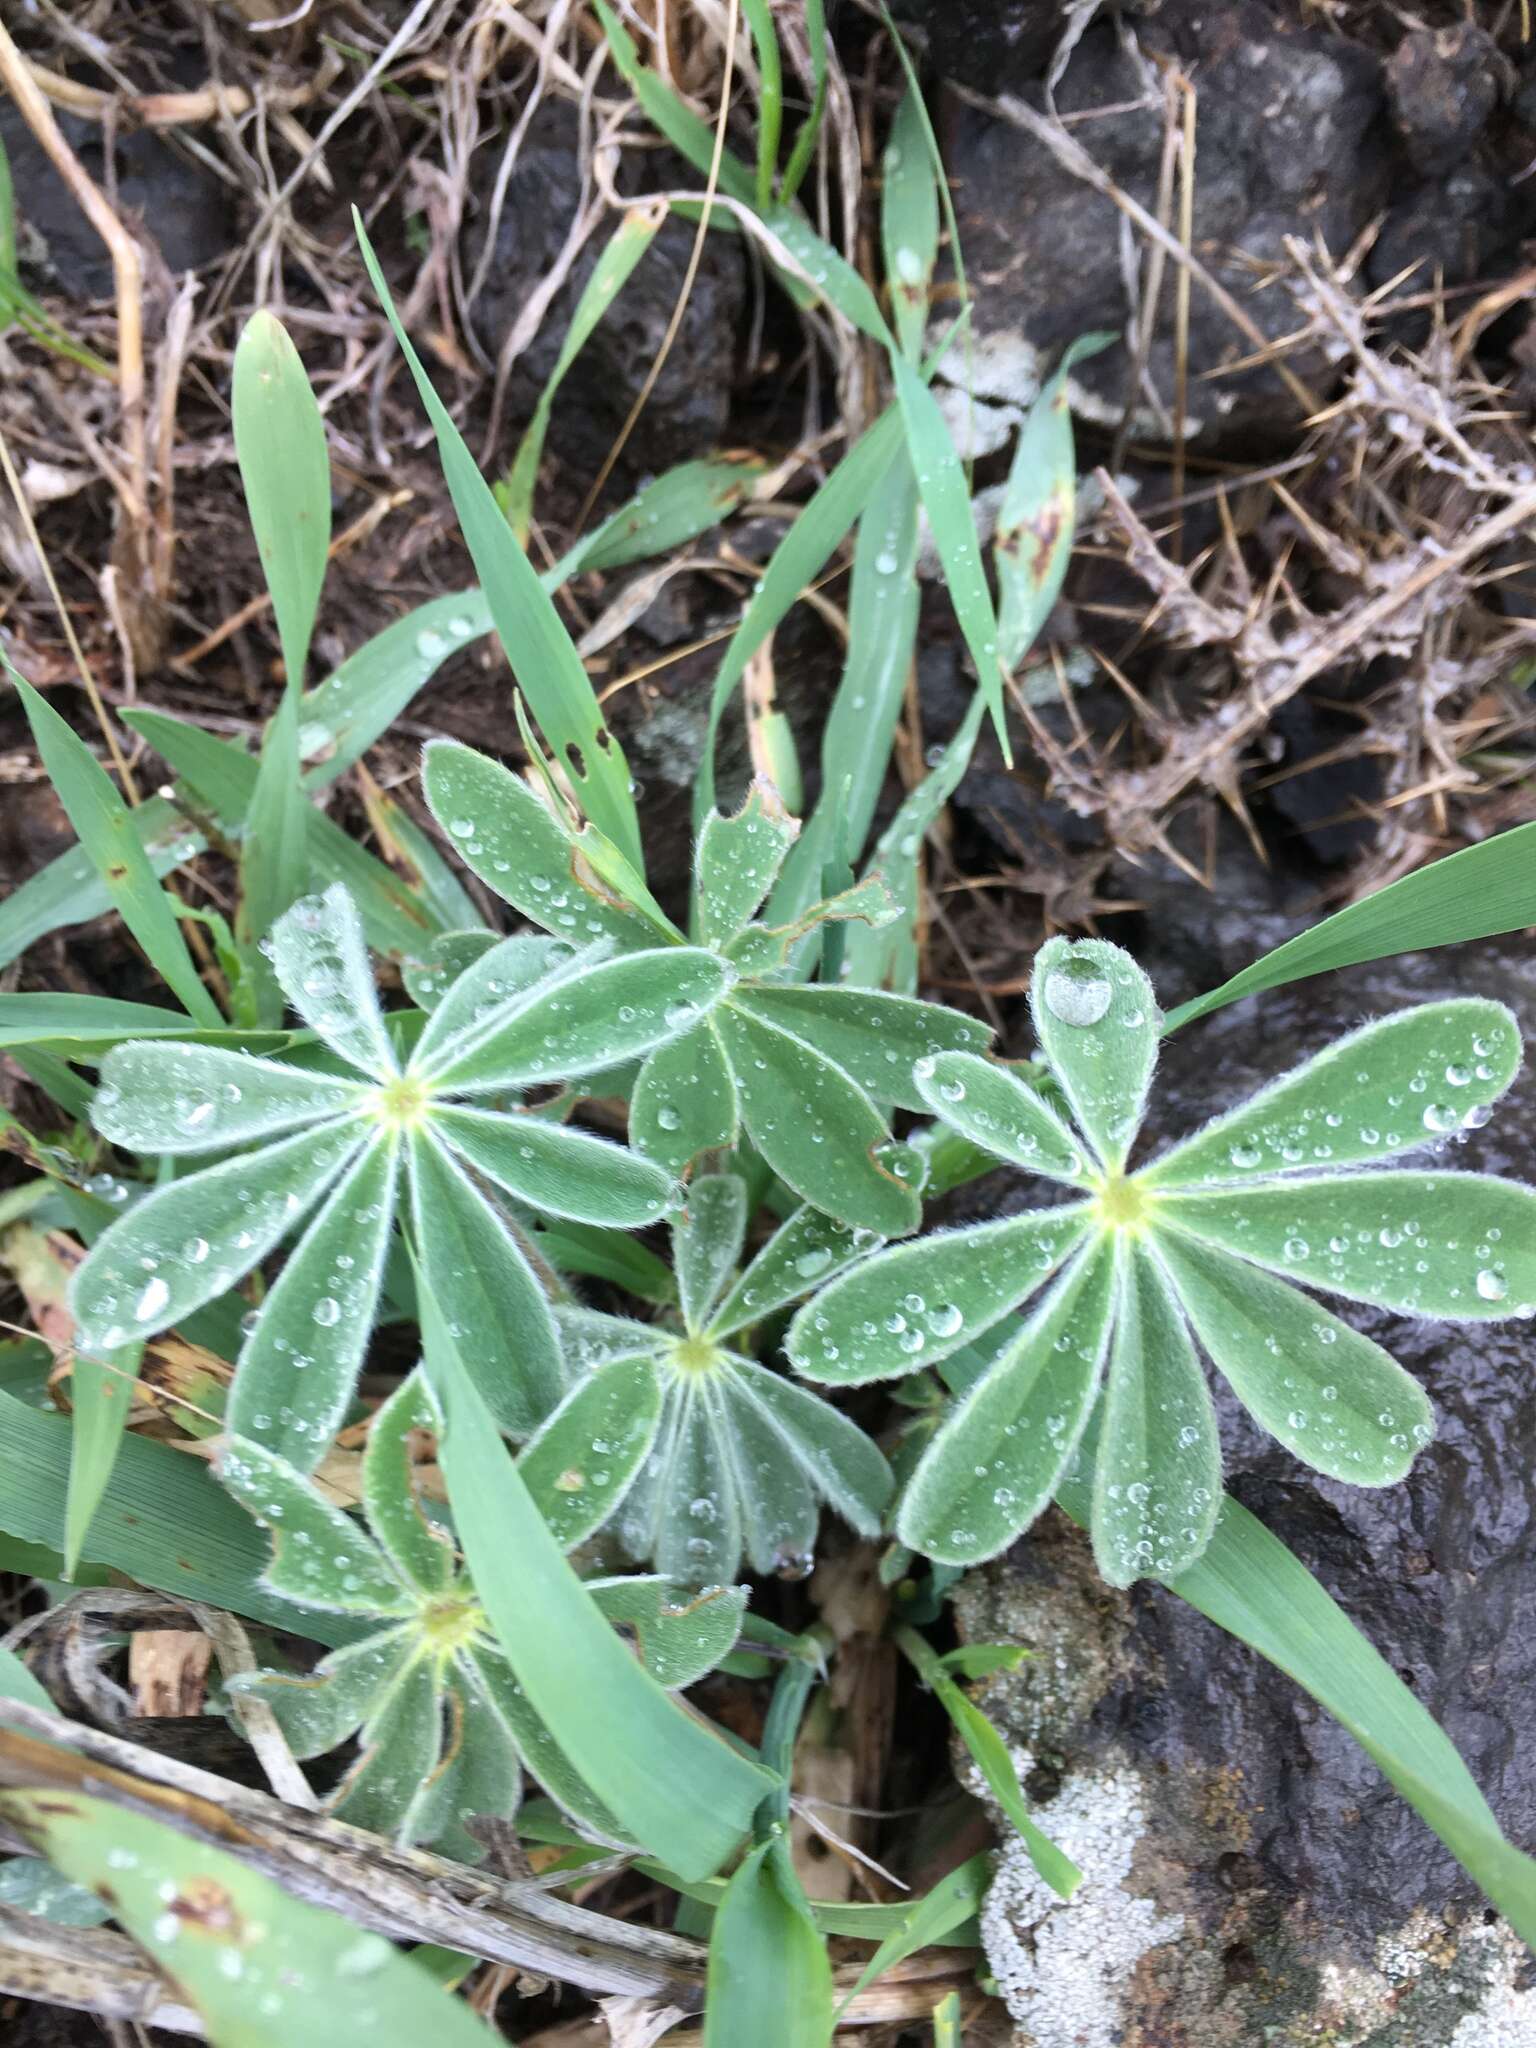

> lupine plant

[
  {"left": 69, "top": 883, "right": 725, "bottom": 1468},
  {"left": 787, "top": 937, "right": 1536, "bottom": 1585},
  {"left": 421, "top": 748, "right": 990, "bottom": 1233},
  {"left": 553, "top": 1173, "right": 895, "bottom": 1581},
  {"left": 220, "top": 1370, "right": 744, "bottom": 1856}
]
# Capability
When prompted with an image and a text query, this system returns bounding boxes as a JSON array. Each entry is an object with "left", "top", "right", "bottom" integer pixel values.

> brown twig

[{"left": 0, "top": 21, "right": 148, "bottom": 544}]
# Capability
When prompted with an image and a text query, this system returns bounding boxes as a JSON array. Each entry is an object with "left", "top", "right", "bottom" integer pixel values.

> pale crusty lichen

[{"left": 974, "top": 1752, "right": 1184, "bottom": 2048}]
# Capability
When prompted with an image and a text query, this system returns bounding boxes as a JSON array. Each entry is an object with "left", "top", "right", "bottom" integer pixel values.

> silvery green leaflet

[{"left": 788, "top": 937, "right": 1536, "bottom": 1584}]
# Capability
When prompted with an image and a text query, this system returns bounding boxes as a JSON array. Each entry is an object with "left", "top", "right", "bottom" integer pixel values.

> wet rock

[
  {"left": 462, "top": 103, "right": 744, "bottom": 480},
  {"left": 0, "top": 105, "right": 230, "bottom": 297},
  {"left": 886, "top": 0, "right": 1068, "bottom": 99},
  {"left": 954, "top": 915, "right": 1536, "bottom": 2042},
  {"left": 1368, "top": 162, "right": 1518, "bottom": 298},
  {"left": 937, "top": 0, "right": 1391, "bottom": 442},
  {"left": 1385, "top": 24, "right": 1509, "bottom": 175},
  {"left": 1262, "top": 689, "right": 1385, "bottom": 868}
]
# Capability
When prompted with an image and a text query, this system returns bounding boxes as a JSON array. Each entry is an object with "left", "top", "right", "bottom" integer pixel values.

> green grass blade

[
  {"left": 777, "top": 0, "right": 827, "bottom": 204},
  {"left": 300, "top": 591, "right": 489, "bottom": 779},
  {"left": 232, "top": 311, "right": 331, "bottom": 693},
  {"left": 739, "top": 0, "right": 783, "bottom": 210},
  {"left": 896, "top": 1626, "right": 1081, "bottom": 1900},
  {"left": 418, "top": 1286, "right": 775, "bottom": 1879},
  {"left": 1165, "top": 820, "right": 1536, "bottom": 1032},
  {"left": 833, "top": 1855, "right": 987, "bottom": 2021},
  {"left": 63, "top": 1341, "right": 137, "bottom": 1581},
  {"left": 0, "top": 1642, "right": 51, "bottom": 1712},
  {"left": 770, "top": 450, "right": 921, "bottom": 923},
  {"left": 0, "top": 1789, "right": 500, "bottom": 2048},
  {"left": 0, "top": 796, "right": 197, "bottom": 971},
  {"left": 591, "top": 0, "right": 756, "bottom": 204},
  {"left": 889, "top": 354, "right": 1008, "bottom": 758},
  {"left": 880, "top": 88, "right": 939, "bottom": 363},
  {"left": 354, "top": 213, "right": 642, "bottom": 866},
  {"left": 696, "top": 405, "right": 905, "bottom": 825},
  {"left": 233, "top": 313, "right": 331, "bottom": 958},
  {"left": 0, "top": 995, "right": 289, "bottom": 1054},
  {"left": 242, "top": 690, "right": 307, "bottom": 975},
  {"left": 560, "top": 455, "right": 770, "bottom": 577},
  {"left": 9, "top": 672, "right": 219, "bottom": 1026},
  {"left": 0, "top": 132, "right": 111, "bottom": 375},
  {"left": 994, "top": 334, "right": 1113, "bottom": 671},
  {"left": 840, "top": 693, "right": 986, "bottom": 994},
  {"left": 123, "top": 708, "right": 442, "bottom": 956},
  {"left": 501, "top": 207, "right": 666, "bottom": 543},
  {"left": 0, "top": 1386, "right": 361, "bottom": 1644},
  {"left": 703, "top": 1837, "right": 833, "bottom": 2048}
]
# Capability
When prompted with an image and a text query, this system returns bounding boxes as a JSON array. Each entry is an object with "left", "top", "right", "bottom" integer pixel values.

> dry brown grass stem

[{"left": 0, "top": 22, "right": 147, "bottom": 546}]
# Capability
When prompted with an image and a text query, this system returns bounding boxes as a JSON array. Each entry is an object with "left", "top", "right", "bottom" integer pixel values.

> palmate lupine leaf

[
  {"left": 553, "top": 1175, "right": 893, "bottom": 1584},
  {"left": 221, "top": 1369, "right": 743, "bottom": 1860},
  {"left": 790, "top": 940, "right": 1536, "bottom": 1586},
  {"left": 71, "top": 883, "right": 698, "bottom": 1469},
  {"left": 423, "top": 741, "right": 985, "bottom": 1233}
]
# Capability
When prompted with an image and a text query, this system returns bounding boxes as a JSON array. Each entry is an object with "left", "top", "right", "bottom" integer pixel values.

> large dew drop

[{"left": 1042, "top": 958, "right": 1113, "bottom": 1028}]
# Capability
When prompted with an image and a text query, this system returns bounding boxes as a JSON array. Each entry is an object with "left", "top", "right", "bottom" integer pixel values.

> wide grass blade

[
  {"left": 0, "top": 1788, "right": 499, "bottom": 2047},
  {"left": 889, "top": 353, "right": 1008, "bottom": 758},
  {"left": 695, "top": 406, "right": 905, "bottom": 825},
  {"left": 502, "top": 206, "right": 666, "bottom": 543},
  {"left": 233, "top": 312, "right": 331, "bottom": 951},
  {"left": 419, "top": 1288, "right": 775, "bottom": 1879},
  {"left": 63, "top": 1339, "right": 137, "bottom": 1581},
  {"left": 0, "top": 997, "right": 288, "bottom": 1055},
  {"left": 11, "top": 674, "right": 219, "bottom": 1026},
  {"left": 769, "top": 453, "right": 921, "bottom": 927},
  {"left": 994, "top": 334, "right": 1113, "bottom": 671},
  {"left": 703, "top": 1837, "right": 833, "bottom": 2048},
  {"left": 355, "top": 214, "right": 642, "bottom": 866},
  {"left": 0, "top": 1385, "right": 362, "bottom": 1643},
  {"left": 881, "top": 88, "right": 939, "bottom": 363},
  {"left": 832, "top": 1855, "right": 987, "bottom": 2021},
  {"left": 1165, "top": 819, "right": 1536, "bottom": 1031}
]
